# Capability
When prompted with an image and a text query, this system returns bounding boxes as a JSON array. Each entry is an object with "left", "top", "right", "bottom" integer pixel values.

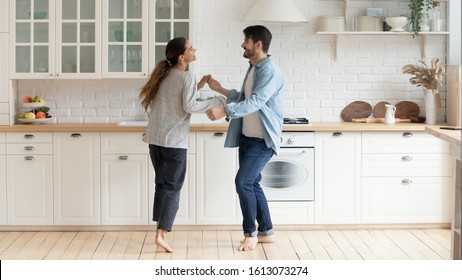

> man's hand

[
  {"left": 206, "top": 107, "right": 227, "bottom": 121},
  {"left": 197, "top": 75, "right": 211, "bottom": 90},
  {"left": 207, "top": 77, "right": 229, "bottom": 97}
]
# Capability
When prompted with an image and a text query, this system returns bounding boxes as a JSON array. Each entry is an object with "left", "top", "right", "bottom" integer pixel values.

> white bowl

[
  {"left": 17, "top": 117, "right": 52, "bottom": 124},
  {"left": 21, "top": 101, "right": 45, "bottom": 108},
  {"left": 385, "top": 17, "right": 408, "bottom": 32}
]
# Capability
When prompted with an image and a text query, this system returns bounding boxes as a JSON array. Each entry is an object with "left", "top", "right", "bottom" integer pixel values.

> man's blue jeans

[{"left": 236, "top": 134, "right": 274, "bottom": 237}]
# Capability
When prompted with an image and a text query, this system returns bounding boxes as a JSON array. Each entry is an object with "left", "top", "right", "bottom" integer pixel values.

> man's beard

[{"left": 243, "top": 48, "right": 254, "bottom": 58}]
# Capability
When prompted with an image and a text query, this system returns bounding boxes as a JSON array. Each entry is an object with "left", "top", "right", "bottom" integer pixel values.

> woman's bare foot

[
  {"left": 155, "top": 229, "right": 174, "bottom": 253},
  {"left": 238, "top": 236, "right": 258, "bottom": 251}
]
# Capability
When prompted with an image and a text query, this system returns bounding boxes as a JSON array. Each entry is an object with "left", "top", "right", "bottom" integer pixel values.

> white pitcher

[{"left": 384, "top": 104, "right": 396, "bottom": 124}]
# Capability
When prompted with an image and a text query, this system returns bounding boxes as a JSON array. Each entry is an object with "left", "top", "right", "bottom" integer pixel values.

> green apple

[{"left": 24, "top": 112, "right": 36, "bottom": 119}]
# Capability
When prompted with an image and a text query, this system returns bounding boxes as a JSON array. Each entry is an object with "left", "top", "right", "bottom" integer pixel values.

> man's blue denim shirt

[{"left": 223, "top": 55, "right": 284, "bottom": 155}]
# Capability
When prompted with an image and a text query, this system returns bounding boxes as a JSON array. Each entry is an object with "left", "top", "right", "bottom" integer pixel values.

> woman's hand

[{"left": 197, "top": 75, "right": 211, "bottom": 90}]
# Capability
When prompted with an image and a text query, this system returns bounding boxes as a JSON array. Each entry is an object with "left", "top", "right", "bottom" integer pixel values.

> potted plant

[
  {"left": 401, "top": 58, "right": 447, "bottom": 124},
  {"left": 408, "top": 0, "right": 435, "bottom": 37}
]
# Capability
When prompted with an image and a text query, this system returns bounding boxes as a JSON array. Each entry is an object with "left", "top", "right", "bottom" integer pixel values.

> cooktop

[{"left": 283, "top": 117, "right": 309, "bottom": 124}]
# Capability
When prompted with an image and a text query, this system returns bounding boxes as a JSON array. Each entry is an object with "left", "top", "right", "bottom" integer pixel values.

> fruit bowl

[
  {"left": 385, "top": 17, "right": 408, "bottom": 32},
  {"left": 17, "top": 117, "right": 52, "bottom": 124}
]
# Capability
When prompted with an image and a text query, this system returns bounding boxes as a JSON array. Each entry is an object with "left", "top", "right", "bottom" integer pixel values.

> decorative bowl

[
  {"left": 34, "top": 11, "right": 48, "bottom": 20},
  {"left": 22, "top": 101, "right": 45, "bottom": 108},
  {"left": 385, "top": 17, "right": 408, "bottom": 32},
  {"left": 114, "top": 30, "right": 134, "bottom": 42},
  {"left": 17, "top": 117, "right": 52, "bottom": 124}
]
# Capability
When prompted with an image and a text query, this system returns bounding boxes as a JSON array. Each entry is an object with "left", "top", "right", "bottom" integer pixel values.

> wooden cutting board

[
  {"left": 372, "top": 101, "right": 390, "bottom": 118},
  {"left": 395, "top": 101, "right": 420, "bottom": 119},
  {"left": 341, "top": 101, "right": 372, "bottom": 122}
]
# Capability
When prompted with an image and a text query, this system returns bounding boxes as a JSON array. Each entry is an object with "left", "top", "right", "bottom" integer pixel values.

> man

[{"left": 206, "top": 25, "right": 284, "bottom": 251}]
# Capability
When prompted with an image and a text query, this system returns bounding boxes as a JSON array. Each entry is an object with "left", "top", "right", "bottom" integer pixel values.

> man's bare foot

[
  {"left": 257, "top": 235, "right": 276, "bottom": 243},
  {"left": 155, "top": 229, "right": 174, "bottom": 253},
  {"left": 238, "top": 236, "right": 258, "bottom": 251},
  {"left": 240, "top": 235, "right": 276, "bottom": 244}
]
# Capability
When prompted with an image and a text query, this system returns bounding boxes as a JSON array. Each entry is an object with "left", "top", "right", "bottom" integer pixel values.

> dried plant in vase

[
  {"left": 401, "top": 57, "right": 446, "bottom": 92},
  {"left": 401, "top": 58, "right": 447, "bottom": 124}
]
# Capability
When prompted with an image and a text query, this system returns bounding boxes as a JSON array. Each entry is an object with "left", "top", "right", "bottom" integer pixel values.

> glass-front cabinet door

[
  {"left": 103, "top": 0, "right": 148, "bottom": 78},
  {"left": 150, "top": 0, "right": 193, "bottom": 71},
  {"left": 10, "top": 0, "right": 101, "bottom": 79},
  {"left": 56, "top": 0, "right": 101, "bottom": 78},
  {"left": 10, "top": 0, "right": 55, "bottom": 78}
]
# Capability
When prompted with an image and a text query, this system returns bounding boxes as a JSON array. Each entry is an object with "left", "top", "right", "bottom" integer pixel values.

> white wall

[{"left": 16, "top": 0, "right": 449, "bottom": 123}]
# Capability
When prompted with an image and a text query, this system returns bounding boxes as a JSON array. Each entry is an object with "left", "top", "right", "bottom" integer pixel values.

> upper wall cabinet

[
  {"left": 9, "top": 0, "right": 102, "bottom": 79},
  {"left": 149, "top": 0, "right": 194, "bottom": 71},
  {"left": 102, "top": 0, "right": 149, "bottom": 78},
  {"left": 0, "top": 0, "right": 9, "bottom": 32}
]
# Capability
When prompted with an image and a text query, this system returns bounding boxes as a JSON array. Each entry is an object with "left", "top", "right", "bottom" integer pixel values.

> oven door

[{"left": 260, "top": 148, "right": 314, "bottom": 201}]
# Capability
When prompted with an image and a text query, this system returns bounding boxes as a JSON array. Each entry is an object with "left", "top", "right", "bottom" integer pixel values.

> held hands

[
  {"left": 206, "top": 107, "right": 227, "bottom": 121},
  {"left": 197, "top": 75, "right": 211, "bottom": 90}
]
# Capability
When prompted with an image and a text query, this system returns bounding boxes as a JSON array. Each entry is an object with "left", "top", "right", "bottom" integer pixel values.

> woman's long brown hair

[{"left": 139, "top": 37, "right": 187, "bottom": 111}]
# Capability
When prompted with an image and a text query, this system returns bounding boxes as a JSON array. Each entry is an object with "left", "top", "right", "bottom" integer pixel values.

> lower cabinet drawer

[
  {"left": 362, "top": 177, "right": 451, "bottom": 223},
  {"left": 6, "top": 143, "right": 53, "bottom": 155},
  {"left": 362, "top": 154, "right": 452, "bottom": 177}
]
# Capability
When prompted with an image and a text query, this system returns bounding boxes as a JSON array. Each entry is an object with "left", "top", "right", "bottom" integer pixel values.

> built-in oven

[{"left": 261, "top": 123, "right": 314, "bottom": 201}]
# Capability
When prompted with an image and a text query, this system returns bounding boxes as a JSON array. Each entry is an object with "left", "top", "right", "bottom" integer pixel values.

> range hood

[{"left": 244, "top": 0, "right": 308, "bottom": 23}]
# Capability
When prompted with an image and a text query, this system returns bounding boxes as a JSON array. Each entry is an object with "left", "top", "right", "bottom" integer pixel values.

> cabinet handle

[
  {"left": 401, "top": 179, "right": 413, "bottom": 184},
  {"left": 71, "top": 133, "right": 82, "bottom": 138},
  {"left": 24, "top": 146, "right": 35, "bottom": 151},
  {"left": 119, "top": 156, "right": 129, "bottom": 160},
  {"left": 214, "top": 132, "right": 224, "bottom": 137},
  {"left": 24, "top": 156, "right": 35, "bottom": 161},
  {"left": 24, "top": 134, "right": 35, "bottom": 139},
  {"left": 402, "top": 132, "right": 413, "bottom": 137},
  {"left": 401, "top": 155, "right": 413, "bottom": 161},
  {"left": 332, "top": 132, "right": 343, "bottom": 137}
]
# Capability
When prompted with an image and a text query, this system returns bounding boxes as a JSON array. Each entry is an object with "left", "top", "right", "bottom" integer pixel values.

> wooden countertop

[
  {"left": 0, "top": 122, "right": 436, "bottom": 132},
  {"left": 425, "top": 125, "right": 461, "bottom": 147}
]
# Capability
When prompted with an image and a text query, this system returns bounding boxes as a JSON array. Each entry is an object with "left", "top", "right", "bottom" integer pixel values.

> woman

[{"left": 139, "top": 37, "right": 225, "bottom": 253}]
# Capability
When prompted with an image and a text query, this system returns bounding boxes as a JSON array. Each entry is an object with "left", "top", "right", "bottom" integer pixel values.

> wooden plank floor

[{"left": 0, "top": 229, "right": 451, "bottom": 260}]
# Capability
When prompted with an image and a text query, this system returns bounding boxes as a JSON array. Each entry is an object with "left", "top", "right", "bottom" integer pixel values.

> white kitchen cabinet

[
  {"left": 9, "top": 0, "right": 101, "bottom": 79},
  {"left": 0, "top": 33, "right": 10, "bottom": 125},
  {"left": 101, "top": 132, "right": 148, "bottom": 225},
  {"left": 269, "top": 202, "right": 315, "bottom": 224},
  {"left": 362, "top": 177, "right": 450, "bottom": 223},
  {"left": 102, "top": 0, "right": 148, "bottom": 78},
  {"left": 0, "top": 0, "right": 8, "bottom": 33},
  {"left": 6, "top": 132, "right": 53, "bottom": 225},
  {"left": 362, "top": 132, "right": 451, "bottom": 223},
  {"left": 315, "top": 131, "right": 362, "bottom": 224},
  {"left": 53, "top": 132, "right": 101, "bottom": 225},
  {"left": 0, "top": 133, "right": 6, "bottom": 225},
  {"left": 149, "top": 0, "right": 194, "bottom": 70},
  {"left": 196, "top": 132, "right": 240, "bottom": 225},
  {"left": 148, "top": 133, "right": 196, "bottom": 225},
  {"left": 101, "top": 154, "right": 148, "bottom": 225}
]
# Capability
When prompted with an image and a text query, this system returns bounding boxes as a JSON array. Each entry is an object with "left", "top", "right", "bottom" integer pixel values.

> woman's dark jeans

[
  {"left": 149, "top": 144, "right": 187, "bottom": 232},
  {"left": 236, "top": 134, "right": 274, "bottom": 237}
]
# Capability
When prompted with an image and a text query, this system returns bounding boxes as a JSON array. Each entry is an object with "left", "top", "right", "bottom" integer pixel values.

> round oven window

[{"left": 260, "top": 160, "right": 308, "bottom": 189}]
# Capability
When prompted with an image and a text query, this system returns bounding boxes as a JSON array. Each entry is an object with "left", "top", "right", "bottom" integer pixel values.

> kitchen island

[{"left": 425, "top": 125, "right": 461, "bottom": 260}]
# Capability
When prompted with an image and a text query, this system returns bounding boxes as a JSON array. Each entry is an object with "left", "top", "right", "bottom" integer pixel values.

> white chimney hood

[{"left": 244, "top": 0, "right": 308, "bottom": 23}]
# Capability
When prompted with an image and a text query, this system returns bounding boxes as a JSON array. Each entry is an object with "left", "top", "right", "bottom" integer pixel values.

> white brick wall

[{"left": 16, "top": 0, "right": 448, "bottom": 123}]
